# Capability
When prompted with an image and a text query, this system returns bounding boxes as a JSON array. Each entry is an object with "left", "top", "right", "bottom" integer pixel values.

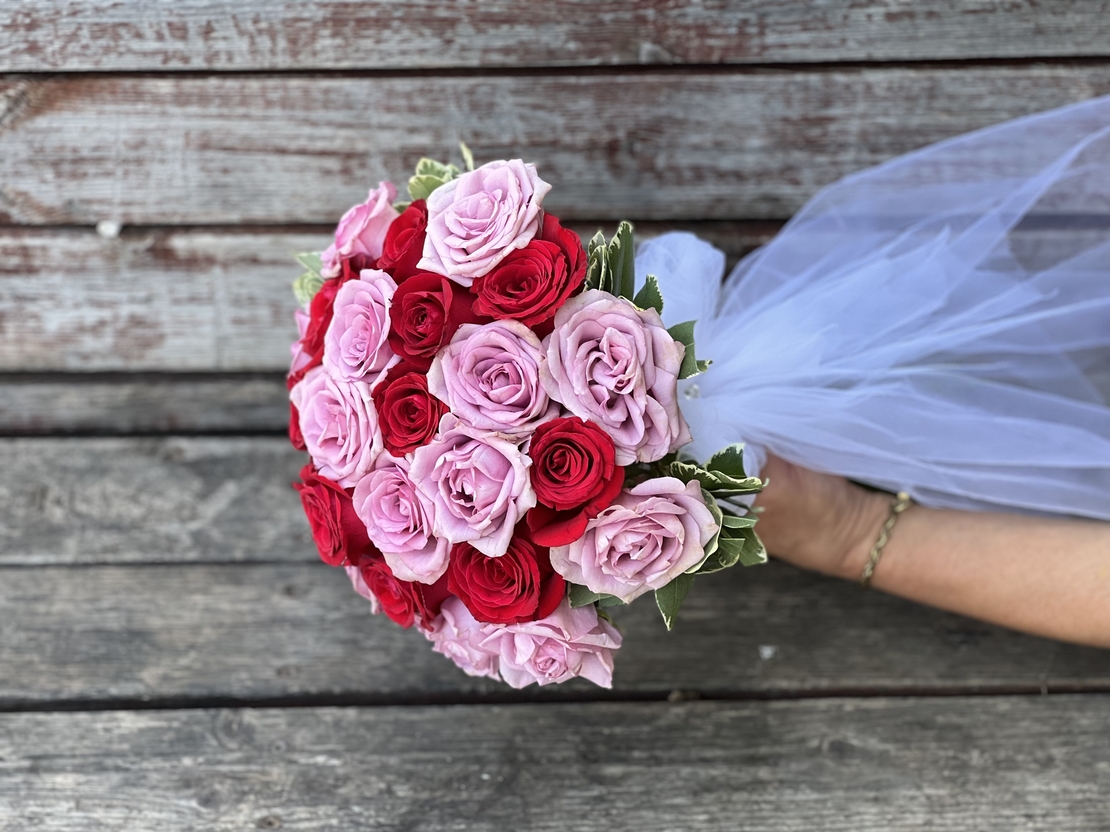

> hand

[{"left": 752, "top": 453, "right": 889, "bottom": 581}]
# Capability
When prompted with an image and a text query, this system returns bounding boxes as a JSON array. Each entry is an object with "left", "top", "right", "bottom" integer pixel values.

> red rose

[
  {"left": 358, "top": 559, "right": 451, "bottom": 629},
  {"left": 371, "top": 362, "right": 449, "bottom": 456},
  {"left": 288, "top": 401, "right": 306, "bottom": 451},
  {"left": 377, "top": 200, "right": 428, "bottom": 282},
  {"left": 293, "top": 464, "right": 374, "bottom": 567},
  {"left": 472, "top": 213, "right": 586, "bottom": 336},
  {"left": 387, "top": 271, "right": 486, "bottom": 370},
  {"left": 448, "top": 528, "right": 566, "bottom": 625},
  {"left": 525, "top": 417, "right": 625, "bottom": 547}
]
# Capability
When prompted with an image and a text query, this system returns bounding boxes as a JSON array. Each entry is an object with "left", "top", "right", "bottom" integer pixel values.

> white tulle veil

[{"left": 635, "top": 95, "right": 1110, "bottom": 521}]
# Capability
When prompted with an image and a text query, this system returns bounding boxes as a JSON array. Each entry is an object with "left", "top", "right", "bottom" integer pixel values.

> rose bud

[
  {"left": 293, "top": 464, "right": 375, "bottom": 567},
  {"left": 448, "top": 527, "right": 566, "bottom": 625},
  {"left": 371, "top": 363, "right": 449, "bottom": 457},
  {"left": 387, "top": 272, "right": 487, "bottom": 370},
  {"left": 377, "top": 199, "right": 428, "bottom": 282},
  {"left": 472, "top": 213, "right": 586, "bottom": 336},
  {"left": 525, "top": 417, "right": 625, "bottom": 547}
]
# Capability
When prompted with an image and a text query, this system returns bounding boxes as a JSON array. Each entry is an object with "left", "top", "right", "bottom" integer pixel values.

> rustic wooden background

[{"left": 2, "top": 2, "right": 1110, "bottom": 829}]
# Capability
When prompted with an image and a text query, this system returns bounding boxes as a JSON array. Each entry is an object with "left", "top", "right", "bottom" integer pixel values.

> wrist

[{"left": 830, "top": 488, "right": 892, "bottom": 582}]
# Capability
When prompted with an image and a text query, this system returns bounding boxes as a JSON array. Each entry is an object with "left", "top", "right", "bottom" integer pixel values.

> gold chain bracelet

[{"left": 859, "top": 491, "right": 913, "bottom": 589}]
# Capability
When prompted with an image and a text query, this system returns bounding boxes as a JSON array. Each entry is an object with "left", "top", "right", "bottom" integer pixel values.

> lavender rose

[
  {"left": 482, "top": 599, "right": 622, "bottom": 689},
  {"left": 323, "top": 269, "right": 400, "bottom": 387},
  {"left": 540, "top": 290, "right": 692, "bottom": 465},
  {"left": 549, "top": 476, "right": 717, "bottom": 603},
  {"left": 321, "top": 182, "right": 400, "bottom": 278},
  {"left": 291, "top": 366, "right": 383, "bottom": 488},
  {"left": 424, "top": 597, "right": 502, "bottom": 682},
  {"left": 352, "top": 455, "right": 449, "bottom": 584},
  {"left": 418, "top": 159, "right": 552, "bottom": 286},
  {"left": 427, "top": 320, "right": 558, "bottom": 437},
  {"left": 409, "top": 414, "right": 536, "bottom": 558}
]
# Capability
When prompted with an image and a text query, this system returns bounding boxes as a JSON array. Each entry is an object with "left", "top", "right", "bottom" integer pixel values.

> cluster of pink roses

[{"left": 289, "top": 158, "right": 721, "bottom": 688}]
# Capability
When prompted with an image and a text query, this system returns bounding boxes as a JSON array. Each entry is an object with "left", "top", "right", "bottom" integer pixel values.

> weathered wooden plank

[
  {"left": 0, "top": 373, "right": 289, "bottom": 435},
  {"left": 0, "top": 224, "right": 772, "bottom": 372},
  {"left": 4, "top": 1, "right": 1110, "bottom": 72},
  {"left": 0, "top": 438, "right": 311, "bottom": 565},
  {"left": 1, "top": 697, "right": 1108, "bottom": 830},
  {"left": 0, "top": 228, "right": 317, "bottom": 371},
  {"left": 2, "top": 69, "right": 1110, "bottom": 225},
  {"left": 2, "top": 559, "right": 1108, "bottom": 706}
]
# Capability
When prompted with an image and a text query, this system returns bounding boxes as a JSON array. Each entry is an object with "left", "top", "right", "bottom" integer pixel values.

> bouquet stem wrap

[{"left": 639, "top": 94, "right": 1110, "bottom": 521}]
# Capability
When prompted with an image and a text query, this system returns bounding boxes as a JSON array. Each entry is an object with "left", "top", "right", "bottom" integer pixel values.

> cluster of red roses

[{"left": 288, "top": 198, "right": 625, "bottom": 632}]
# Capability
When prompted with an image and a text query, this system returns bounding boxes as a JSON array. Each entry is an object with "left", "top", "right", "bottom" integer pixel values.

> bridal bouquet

[{"left": 287, "top": 150, "right": 765, "bottom": 688}]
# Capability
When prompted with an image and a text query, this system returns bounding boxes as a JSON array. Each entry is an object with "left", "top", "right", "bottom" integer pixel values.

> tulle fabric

[{"left": 635, "top": 95, "right": 1110, "bottom": 521}]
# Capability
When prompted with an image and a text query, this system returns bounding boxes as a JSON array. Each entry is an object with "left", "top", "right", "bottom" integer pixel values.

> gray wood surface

[
  {"left": 0, "top": 223, "right": 772, "bottom": 373},
  {"left": 3, "top": 1, "right": 1109, "bottom": 72},
  {"left": 2, "top": 696, "right": 1108, "bottom": 830},
  {"left": 0, "top": 373, "right": 289, "bottom": 435},
  {"left": 3, "top": 558, "right": 1108, "bottom": 706},
  {"left": 0, "top": 438, "right": 310, "bottom": 565},
  {"left": 3, "top": 68, "right": 1110, "bottom": 225}
]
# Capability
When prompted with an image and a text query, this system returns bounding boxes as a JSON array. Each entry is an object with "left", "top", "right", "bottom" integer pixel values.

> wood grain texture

[
  {"left": 2, "top": 697, "right": 1109, "bottom": 830},
  {"left": 3, "top": 1, "right": 1110, "bottom": 72},
  {"left": 0, "top": 224, "right": 772, "bottom": 372},
  {"left": 0, "top": 373, "right": 289, "bottom": 434},
  {"left": 3, "top": 69, "right": 1110, "bottom": 225},
  {"left": 2, "top": 558, "right": 1108, "bottom": 706},
  {"left": 0, "top": 438, "right": 310, "bottom": 565}
]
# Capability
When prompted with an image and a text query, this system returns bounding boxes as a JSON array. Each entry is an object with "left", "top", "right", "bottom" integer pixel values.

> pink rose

[
  {"left": 323, "top": 269, "right": 400, "bottom": 387},
  {"left": 481, "top": 599, "right": 622, "bottom": 689},
  {"left": 549, "top": 476, "right": 717, "bottom": 603},
  {"left": 541, "top": 290, "right": 692, "bottom": 465},
  {"left": 322, "top": 182, "right": 400, "bottom": 278},
  {"left": 352, "top": 455, "right": 449, "bottom": 585},
  {"left": 290, "top": 366, "right": 383, "bottom": 488},
  {"left": 424, "top": 597, "right": 502, "bottom": 682},
  {"left": 409, "top": 414, "right": 536, "bottom": 558},
  {"left": 427, "top": 320, "right": 558, "bottom": 437},
  {"left": 418, "top": 160, "right": 552, "bottom": 286}
]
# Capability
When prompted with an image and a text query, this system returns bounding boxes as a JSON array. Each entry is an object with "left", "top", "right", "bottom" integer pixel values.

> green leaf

[
  {"left": 459, "top": 141, "right": 475, "bottom": 172},
  {"left": 608, "top": 221, "right": 636, "bottom": 301},
  {"left": 568, "top": 584, "right": 626, "bottom": 609},
  {"left": 293, "top": 251, "right": 323, "bottom": 275},
  {"left": 414, "top": 158, "right": 458, "bottom": 179},
  {"left": 735, "top": 528, "right": 768, "bottom": 566},
  {"left": 568, "top": 584, "right": 603, "bottom": 608},
  {"left": 720, "top": 513, "right": 758, "bottom": 529},
  {"left": 292, "top": 271, "right": 325, "bottom": 307},
  {"left": 655, "top": 573, "right": 694, "bottom": 631},
  {"left": 408, "top": 174, "right": 449, "bottom": 202},
  {"left": 633, "top": 274, "right": 664, "bottom": 314},
  {"left": 706, "top": 444, "right": 747, "bottom": 478},
  {"left": 585, "top": 230, "right": 608, "bottom": 292},
  {"left": 666, "top": 320, "right": 709, "bottom": 380},
  {"left": 393, "top": 200, "right": 412, "bottom": 213},
  {"left": 665, "top": 460, "right": 719, "bottom": 489},
  {"left": 408, "top": 158, "right": 462, "bottom": 202}
]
